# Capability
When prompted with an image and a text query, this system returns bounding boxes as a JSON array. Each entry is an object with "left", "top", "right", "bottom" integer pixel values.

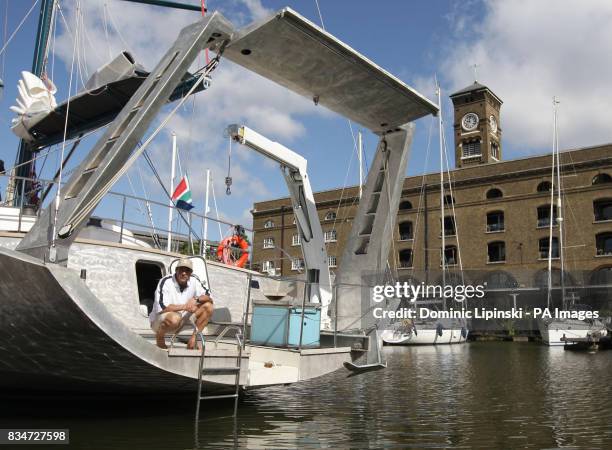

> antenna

[{"left": 471, "top": 63, "right": 480, "bottom": 83}]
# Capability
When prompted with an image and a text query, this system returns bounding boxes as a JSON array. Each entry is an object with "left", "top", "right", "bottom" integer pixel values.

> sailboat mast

[
  {"left": 12, "top": 0, "right": 56, "bottom": 206},
  {"left": 167, "top": 133, "right": 177, "bottom": 252},
  {"left": 553, "top": 97, "right": 566, "bottom": 307},
  {"left": 202, "top": 168, "right": 210, "bottom": 257},
  {"left": 437, "top": 83, "right": 446, "bottom": 308}
]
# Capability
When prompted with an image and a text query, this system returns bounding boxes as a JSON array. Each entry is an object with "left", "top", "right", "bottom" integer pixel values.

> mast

[
  {"left": 553, "top": 97, "right": 566, "bottom": 308},
  {"left": 167, "top": 132, "right": 177, "bottom": 252},
  {"left": 437, "top": 83, "right": 446, "bottom": 309},
  {"left": 13, "top": 0, "right": 56, "bottom": 207},
  {"left": 546, "top": 98, "right": 558, "bottom": 309},
  {"left": 202, "top": 168, "right": 210, "bottom": 257}
]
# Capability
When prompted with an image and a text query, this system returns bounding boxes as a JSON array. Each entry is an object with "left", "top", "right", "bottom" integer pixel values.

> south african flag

[{"left": 171, "top": 176, "right": 194, "bottom": 211}]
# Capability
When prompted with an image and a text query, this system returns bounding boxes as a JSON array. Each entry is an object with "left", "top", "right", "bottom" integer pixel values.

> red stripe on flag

[{"left": 171, "top": 176, "right": 188, "bottom": 201}]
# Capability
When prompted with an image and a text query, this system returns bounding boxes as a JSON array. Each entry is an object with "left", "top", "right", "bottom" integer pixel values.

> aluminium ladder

[{"left": 195, "top": 325, "right": 244, "bottom": 420}]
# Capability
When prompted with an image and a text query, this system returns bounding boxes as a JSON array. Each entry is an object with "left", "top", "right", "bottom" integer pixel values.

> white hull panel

[
  {"left": 539, "top": 321, "right": 607, "bottom": 346},
  {"left": 381, "top": 328, "right": 468, "bottom": 345}
]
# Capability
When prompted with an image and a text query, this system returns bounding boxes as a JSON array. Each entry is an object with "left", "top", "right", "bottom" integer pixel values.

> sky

[{"left": 0, "top": 0, "right": 611, "bottom": 244}]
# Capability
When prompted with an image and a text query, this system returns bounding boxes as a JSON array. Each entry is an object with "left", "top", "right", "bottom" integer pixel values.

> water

[{"left": 2, "top": 342, "right": 611, "bottom": 449}]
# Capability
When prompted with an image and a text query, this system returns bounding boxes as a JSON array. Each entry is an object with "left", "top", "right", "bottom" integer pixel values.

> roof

[{"left": 449, "top": 81, "right": 503, "bottom": 104}]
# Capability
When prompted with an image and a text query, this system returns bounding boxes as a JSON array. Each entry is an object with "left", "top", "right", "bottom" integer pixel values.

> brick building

[{"left": 251, "top": 83, "right": 612, "bottom": 287}]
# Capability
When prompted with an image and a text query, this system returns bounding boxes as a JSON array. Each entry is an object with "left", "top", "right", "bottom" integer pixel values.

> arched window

[
  {"left": 398, "top": 221, "right": 413, "bottom": 240},
  {"left": 596, "top": 232, "right": 612, "bottom": 256},
  {"left": 399, "top": 200, "right": 413, "bottom": 211},
  {"left": 487, "top": 241, "right": 506, "bottom": 263},
  {"left": 592, "top": 173, "right": 612, "bottom": 185},
  {"left": 534, "top": 268, "right": 575, "bottom": 288},
  {"left": 325, "top": 211, "right": 337, "bottom": 221},
  {"left": 537, "top": 181, "right": 552, "bottom": 192},
  {"left": 486, "top": 188, "right": 503, "bottom": 199},
  {"left": 484, "top": 271, "right": 519, "bottom": 289},
  {"left": 264, "top": 220, "right": 274, "bottom": 229},
  {"left": 462, "top": 140, "right": 481, "bottom": 158},
  {"left": 444, "top": 195, "right": 455, "bottom": 206},
  {"left": 486, "top": 211, "right": 504, "bottom": 232},
  {"left": 324, "top": 230, "right": 337, "bottom": 242},
  {"left": 594, "top": 199, "right": 612, "bottom": 222},
  {"left": 398, "top": 249, "right": 413, "bottom": 268},
  {"left": 538, "top": 237, "right": 559, "bottom": 259},
  {"left": 443, "top": 245, "right": 458, "bottom": 266},
  {"left": 537, "top": 205, "right": 558, "bottom": 227}
]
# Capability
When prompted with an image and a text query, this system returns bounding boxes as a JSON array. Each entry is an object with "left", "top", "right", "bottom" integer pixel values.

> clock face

[
  {"left": 489, "top": 115, "right": 498, "bottom": 133},
  {"left": 462, "top": 113, "right": 479, "bottom": 131}
]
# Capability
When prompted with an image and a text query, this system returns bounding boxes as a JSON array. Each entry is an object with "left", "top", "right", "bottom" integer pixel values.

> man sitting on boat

[{"left": 149, "top": 258, "right": 214, "bottom": 349}]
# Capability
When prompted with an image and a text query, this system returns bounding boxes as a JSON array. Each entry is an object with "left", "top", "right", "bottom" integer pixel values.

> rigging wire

[
  {"left": 0, "top": 0, "right": 8, "bottom": 97},
  {"left": 51, "top": 0, "right": 80, "bottom": 250},
  {"left": 67, "top": 50, "right": 227, "bottom": 235},
  {"left": 0, "top": 0, "right": 39, "bottom": 60},
  {"left": 409, "top": 114, "right": 435, "bottom": 278}
]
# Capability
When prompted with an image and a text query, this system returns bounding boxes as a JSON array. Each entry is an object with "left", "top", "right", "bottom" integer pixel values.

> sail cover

[{"left": 223, "top": 8, "right": 438, "bottom": 133}]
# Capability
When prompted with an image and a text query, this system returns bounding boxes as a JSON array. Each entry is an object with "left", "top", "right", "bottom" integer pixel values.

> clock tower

[{"left": 450, "top": 82, "right": 502, "bottom": 168}]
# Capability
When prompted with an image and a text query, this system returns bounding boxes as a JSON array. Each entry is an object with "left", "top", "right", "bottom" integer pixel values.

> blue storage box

[
  {"left": 250, "top": 303, "right": 320, "bottom": 348},
  {"left": 288, "top": 307, "right": 321, "bottom": 347}
]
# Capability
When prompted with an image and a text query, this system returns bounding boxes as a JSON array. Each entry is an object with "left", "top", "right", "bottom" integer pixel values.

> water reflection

[{"left": 1, "top": 343, "right": 610, "bottom": 449}]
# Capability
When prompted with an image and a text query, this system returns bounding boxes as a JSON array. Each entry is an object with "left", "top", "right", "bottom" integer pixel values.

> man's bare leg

[
  {"left": 156, "top": 312, "right": 182, "bottom": 349},
  {"left": 187, "top": 303, "right": 214, "bottom": 349}
]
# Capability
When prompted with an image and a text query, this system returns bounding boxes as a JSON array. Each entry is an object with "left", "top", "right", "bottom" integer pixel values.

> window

[
  {"left": 292, "top": 234, "right": 301, "bottom": 246},
  {"left": 262, "top": 261, "right": 275, "bottom": 273},
  {"left": 441, "top": 216, "right": 456, "bottom": 236},
  {"left": 444, "top": 195, "right": 455, "bottom": 206},
  {"left": 398, "top": 221, "right": 413, "bottom": 241},
  {"left": 539, "top": 237, "right": 559, "bottom": 259},
  {"left": 328, "top": 255, "right": 337, "bottom": 268},
  {"left": 399, "top": 249, "right": 413, "bottom": 268},
  {"left": 592, "top": 173, "right": 612, "bottom": 185},
  {"left": 443, "top": 245, "right": 458, "bottom": 266},
  {"left": 486, "top": 211, "right": 504, "bottom": 232},
  {"left": 462, "top": 141, "right": 481, "bottom": 158},
  {"left": 596, "top": 233, "right": 612, "bottom": 256},
  {"left": 324, "top": 230, "right": 337, "bottom": 242},
  {"left": 594, "top": 199, "right": 612, "bottom": 222},
  {"left": 263, "top": 237, "right": 275, "bottom": 249},
  {"left": 537, "top": 181, "right": 552, "bottom": 192},
  {"left": 491, "top": 142, "right": 499, "bottom": 160},
  {"left": 325, "top": 211, "right": 337, "bottom": 221},
  {"left": 486, "top": 188, "right": 503, "bottom": 199},
  {"left": 488, "top": 241, "right": 506, "bottom": 263},
  {"left": 291, "top": 258, "right": 304, "bottom": 271},
  {"left": 537, "top": 205, "right": 558, "bottom": 227},
  {"left": 264, "top": 220, "right": 274, "bottom": 229},
  {"left": 399, "top": 200, "right": 413, "bottom": 211}
]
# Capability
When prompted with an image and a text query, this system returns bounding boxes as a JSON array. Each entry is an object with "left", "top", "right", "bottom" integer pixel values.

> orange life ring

[{"left": 217, "top": 235, "right": 249, "bottom": 268}]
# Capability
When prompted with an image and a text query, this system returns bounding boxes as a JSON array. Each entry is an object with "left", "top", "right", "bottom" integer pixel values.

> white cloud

[
  {"left": 441, "top": 0, "right": 612, "bottom": 153},
  {"left": 52, "top": 0, "right": 325, "bottom": 227}
]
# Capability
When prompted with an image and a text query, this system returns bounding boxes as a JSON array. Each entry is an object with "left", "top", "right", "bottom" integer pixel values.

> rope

[
  {"left": 63, "top": 51, "right": 225, "bottom": 235},
  {"left": 313, "top": 0, "right": 325, "bottom": 30},
  {"left": 0, "top": 0, "right": 39, "bottom": 59},
  {"left": 51, "top": 0, "right": 80, "bottom": 249}
]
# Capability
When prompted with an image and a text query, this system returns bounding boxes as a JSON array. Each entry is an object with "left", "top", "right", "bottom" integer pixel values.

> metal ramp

[{"left": 16, "top": 12, "right": 234, "bottom": 263}]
